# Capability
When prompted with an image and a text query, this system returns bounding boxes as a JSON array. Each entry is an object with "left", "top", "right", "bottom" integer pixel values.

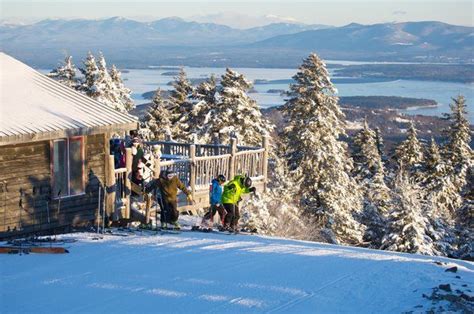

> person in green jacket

[
  {"left": 221, "top": 175, "right": 256, "bottom": 232},
  {"left": 145, "top": 169, "right": 192, "bottom": 230}
]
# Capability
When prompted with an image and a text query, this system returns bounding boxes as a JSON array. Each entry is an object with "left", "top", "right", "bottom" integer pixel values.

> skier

[
  {"left": 221, "top": 175, "right": 256, "bottom": 232},
  {"left": 200, "top": 175, "right": 227, "bottom": 229},
  {"left": 131, "top": 137, "right": 146, "bottom": 186},
  {"left": 145, "top": 169, "right": 193, "bottom": 230}
]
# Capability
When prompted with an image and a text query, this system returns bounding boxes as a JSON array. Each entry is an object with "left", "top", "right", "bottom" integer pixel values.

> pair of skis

[{"left": 0, "top": 246, "right": 69, "bottom": 254}]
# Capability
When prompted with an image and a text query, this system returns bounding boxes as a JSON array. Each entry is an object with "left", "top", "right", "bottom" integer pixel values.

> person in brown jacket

[{"left": 145, "top": 169, "right": 192, "bottom": 230}]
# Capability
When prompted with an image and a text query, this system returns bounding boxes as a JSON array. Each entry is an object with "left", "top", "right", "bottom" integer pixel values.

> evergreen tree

[
  {"left": 110, "top": 64, "right": 135, "bottom": 112},
  {"left": 48, "top": 55, "right": 78, "bottom": 89},
  {"left": 374, "top": 127, "right": 385, "bottom": 158},
  {"left": 281, "top": 53, "right": 364, "bottom": 245},
  {"left": 168, "top": 68, "right": 194, "bottom": 140},
  {"left": 353, "top": 120, "right": 390, "bottom": 247},
  {"left": 240, "top": 141, "right": 311, "bottom": 240},
  {"left": 395, "top": 121, "right": 424, "bottom": 178},
  {"left": 423, "top": 138, "right": 462, "bottom": 222},
  {"left": 442, "top": 95, "right": 473, "bottom": 192},
  {"left": 455, "top": 199, "right": 474, "bottom": 260},
  {"left": 422, "top": 140, "right": 459, "bottom": 256},
  {"left": 216, "top": 68, "right": 272, "bottom": 146},
  {"left": 93, "top": 53, "right": 124, "bottom": 111},
  {"left": 80, "top": 52, "right": 99, "bottom": 97},
  {"left": 188, "top": 75, "right": 218, "bottom": 143},
  {"left": 141, "top": 88, "right": 172, "bottom": 140},
  {"left": 381, "top": 170, "right": 438, "bottom": 255}
]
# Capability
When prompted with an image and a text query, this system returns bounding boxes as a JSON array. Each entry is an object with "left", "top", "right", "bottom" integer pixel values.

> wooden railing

[{"left": 106, "top": 136, "right": 269, "bottom": 223}]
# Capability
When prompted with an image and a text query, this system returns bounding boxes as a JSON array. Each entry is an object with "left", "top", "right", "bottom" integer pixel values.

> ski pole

[
  {"left": 46, "top": 201, "right": 50, "bottom": 224},
  {"left": 57, "top": 189, "right": 61, "bottom": 213},
  {"left": 155, "top": 190, "right": 159, "bottom": 234},
  {"left": 97, "top": 186, "right": 101, "bottom": 234},
  {"left": 102, "top": 186, "right": 106, "bottom": 233},
  {"left": 19, "top": 188, "right": 24, "bottom": 231},
  {"left": 1, "top": 181, "right": 7, "bottom": 232}
]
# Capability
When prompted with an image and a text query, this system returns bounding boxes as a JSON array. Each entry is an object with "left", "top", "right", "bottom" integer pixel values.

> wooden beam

[
  {"left": 262, "top": 136, "right": 269, "bottom": 193},
  {"left": 228, "top": 138, "right": 237, "bottom": 180},
  {"left": 124, "top": 147, "right": 132, "bottom": 219},
  {"left": 189, "top": 145, "right": 196, "bottom": 199},
  {"left": 0, "top": 122, "right": 138, "bottom": 147},
  {"left": 106, "top": 154, "right": 116, "bottom": 218}
]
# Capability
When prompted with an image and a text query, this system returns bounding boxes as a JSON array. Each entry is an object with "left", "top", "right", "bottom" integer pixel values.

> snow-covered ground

[{"left": 1, "top": 224, "right": 473, "bottom": 313}]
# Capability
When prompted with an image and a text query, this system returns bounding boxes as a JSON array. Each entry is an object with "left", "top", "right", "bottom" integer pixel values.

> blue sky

[{"left": 1, "top": 0, "right": 472, "bottom": 27}]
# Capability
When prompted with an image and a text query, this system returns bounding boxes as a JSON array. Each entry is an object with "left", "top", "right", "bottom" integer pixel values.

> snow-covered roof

[{"left": 0, "top": 53, "right": 138, "bottom": 146}]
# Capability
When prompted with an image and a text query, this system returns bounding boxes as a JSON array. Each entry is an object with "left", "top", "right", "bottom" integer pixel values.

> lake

[
  {"left": 121, "top": 66, "right": 473, "bottom": 123},
  {"left": 40, "top": 64, "right": 474, "bottom": 123}
]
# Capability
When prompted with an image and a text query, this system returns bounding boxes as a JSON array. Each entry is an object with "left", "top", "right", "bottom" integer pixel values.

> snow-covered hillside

[{"left": 1, "top": 226, "right": 472, "bottom": 313}]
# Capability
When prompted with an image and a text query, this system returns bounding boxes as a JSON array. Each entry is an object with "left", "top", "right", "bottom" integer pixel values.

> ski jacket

[
  {"left": 145, "top": 174, "right": 190, "bottom": 203},
  {"left": 221, "top": 175, "right": 250, "bottom": 205},
  {"left": 209, "top": 179, "right": 223, "bottom": 205}
]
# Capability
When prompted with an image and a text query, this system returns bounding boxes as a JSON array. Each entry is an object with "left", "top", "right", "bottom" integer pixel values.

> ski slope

[{"left": 1, "top": 229, "right": 473, "bottom": 313}]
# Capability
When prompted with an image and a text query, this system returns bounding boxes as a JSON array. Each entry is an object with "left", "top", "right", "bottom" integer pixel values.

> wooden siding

[{"left": 0, "top": 134, "right": 106, "bottom": 237}]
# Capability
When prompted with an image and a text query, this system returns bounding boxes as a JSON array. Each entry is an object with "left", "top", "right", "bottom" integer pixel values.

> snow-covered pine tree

[
  {"left": 80, "top": 52, "right": 99, "bottom": 97},
  {"left": 188, "top": 75, "right": 218, "bottom": 143},
  {"left": 215, "top": 68, "right": 272, "bottom": 146},
  {"left": 167, "top": 68, "right": 194, "bottom": 140},
  {"left": 48, "top": 55, "right": 78, "bottom": 89},
  {"left": 92, "top": 52, "right": 126, "bottom": 112},
  {"left": 352, "top": 120, "right": 390, "bottom": 247},
  {"left": 422, "top": 138, "right": 461, "bottom": 256},
  {"left": 442, "top": 95, "right": 473, "bottom": 259},
  {"left": 141, "top": 88, "right": 172, "bottom": 140},
  {"left": 442, "top": 95, "right": 473, "bottom": 192},
  {"left": 281, "top": 53, "right": 364, "bottom": 245},
  {"left": 395, "top": 121, "right": 424, "bottom": 178},
  {"left": 110, "top": 64, "right": 135, "bottom": 112},
  {"left": 423, "top": 138, "right": 462, "bottom": 221},
  {"left": 455, "top": 198, "right": 474, "bottom": 260},
  {"left": 240, "top": 137, "right": 317, "bottom": 241},
  {"left": 381, "top": 169, "right": 438, "bottom": 255},
  {"left": 374, "top": 127, "right": 385, "bottom": 158}
]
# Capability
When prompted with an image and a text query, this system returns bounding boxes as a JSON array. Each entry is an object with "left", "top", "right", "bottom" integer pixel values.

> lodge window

[{"left": 52, "top": 137, "right": 85, "bottom": 198}]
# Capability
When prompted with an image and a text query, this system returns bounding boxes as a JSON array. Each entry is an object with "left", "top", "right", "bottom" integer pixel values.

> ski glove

[{"left": 249, "top": 187, "right": 256, "bottom": 193}]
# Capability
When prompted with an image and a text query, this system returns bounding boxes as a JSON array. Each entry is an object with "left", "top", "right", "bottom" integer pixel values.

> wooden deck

[{"left": 106, "top": 137, "right": 270, "bottom": 224}]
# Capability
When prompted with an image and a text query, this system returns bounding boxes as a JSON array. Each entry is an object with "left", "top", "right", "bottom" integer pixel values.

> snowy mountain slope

[{"left": 1, "top": 230, "right": 472, "bottom": 313}]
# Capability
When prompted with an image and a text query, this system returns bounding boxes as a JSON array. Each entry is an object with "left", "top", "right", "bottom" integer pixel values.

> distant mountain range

[{"left": 0, "top": 17, "right": 471, "bottom": 68}]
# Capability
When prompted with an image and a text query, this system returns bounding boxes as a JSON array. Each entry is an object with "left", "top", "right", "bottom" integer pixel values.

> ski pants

[
  {"left": 203, "top": 204, "right": 227, "bottom": 224},
  {"left": 223, "top": 203, "right": 239, "bottom": 229},
  {"left": 159, "top": 198, "right": 179, "bottom": 223}
]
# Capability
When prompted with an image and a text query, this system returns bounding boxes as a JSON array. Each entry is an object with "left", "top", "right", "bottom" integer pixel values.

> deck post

[
  {"left": 262, "top": 136, "right": 269, "bottom": 192},
  {"left": 153, "top": 145, "right": 161, "bottom": 179},
  {"left": 229, "top": 138, "right": 237, "bottom": 180},
  {"left": 189, "top": 145, "right": 196, "bottom": 199},
  {"left": 165, "top": 134, "right": 172, "bottom": 155},
  {"left": 106, "top": 154, "right": 116, "bottom": 219},
  {"left": 124, "top": 147, "right": 132, "bottom": 219},
  {"left": 213, "top": 132, "right": 220, "bottom": 155}
]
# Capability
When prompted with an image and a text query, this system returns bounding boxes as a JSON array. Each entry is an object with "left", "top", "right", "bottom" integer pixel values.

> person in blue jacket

[{"left": 201, "top": 174, "right": 227, "bottom": 228}]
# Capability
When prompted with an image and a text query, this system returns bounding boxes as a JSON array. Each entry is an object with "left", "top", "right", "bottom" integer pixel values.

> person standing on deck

[
  {"left": 221, "top": 175, "right": 255, "bottom": 232},
  {"left": 145, "top": 169, "right": 193, "bottom": 230},
  {"left": 201, "top": 174, "right": 227, "bottom": 228}
]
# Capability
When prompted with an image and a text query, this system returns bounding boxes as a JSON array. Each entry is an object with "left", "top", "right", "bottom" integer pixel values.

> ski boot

[
  {"left": 160, "top": 222, "right": 168, "bottom": 230},
  {"left": 171, "top": 221, "right": 181, "bottom": 230}
]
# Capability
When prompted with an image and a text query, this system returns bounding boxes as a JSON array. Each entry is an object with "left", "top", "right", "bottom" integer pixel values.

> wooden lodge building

[
  {"left": 0, "top": 53, "right": 138, "bottom": 238},
  {"left": 0, "top": 53, "right": 270, "bottom": 239}
]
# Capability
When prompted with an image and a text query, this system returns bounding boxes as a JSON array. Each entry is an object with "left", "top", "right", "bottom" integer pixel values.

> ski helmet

[
  {"left": 242, "top": 176, "right": 252, "bottom": 188},
  {"left": 217, "top": 174, "right": 226, "bottom": 183}
]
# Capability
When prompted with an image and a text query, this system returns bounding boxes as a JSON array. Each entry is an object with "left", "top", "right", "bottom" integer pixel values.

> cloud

[{"left": 392, "top": 10, "right": 407, "bottom": 16}]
